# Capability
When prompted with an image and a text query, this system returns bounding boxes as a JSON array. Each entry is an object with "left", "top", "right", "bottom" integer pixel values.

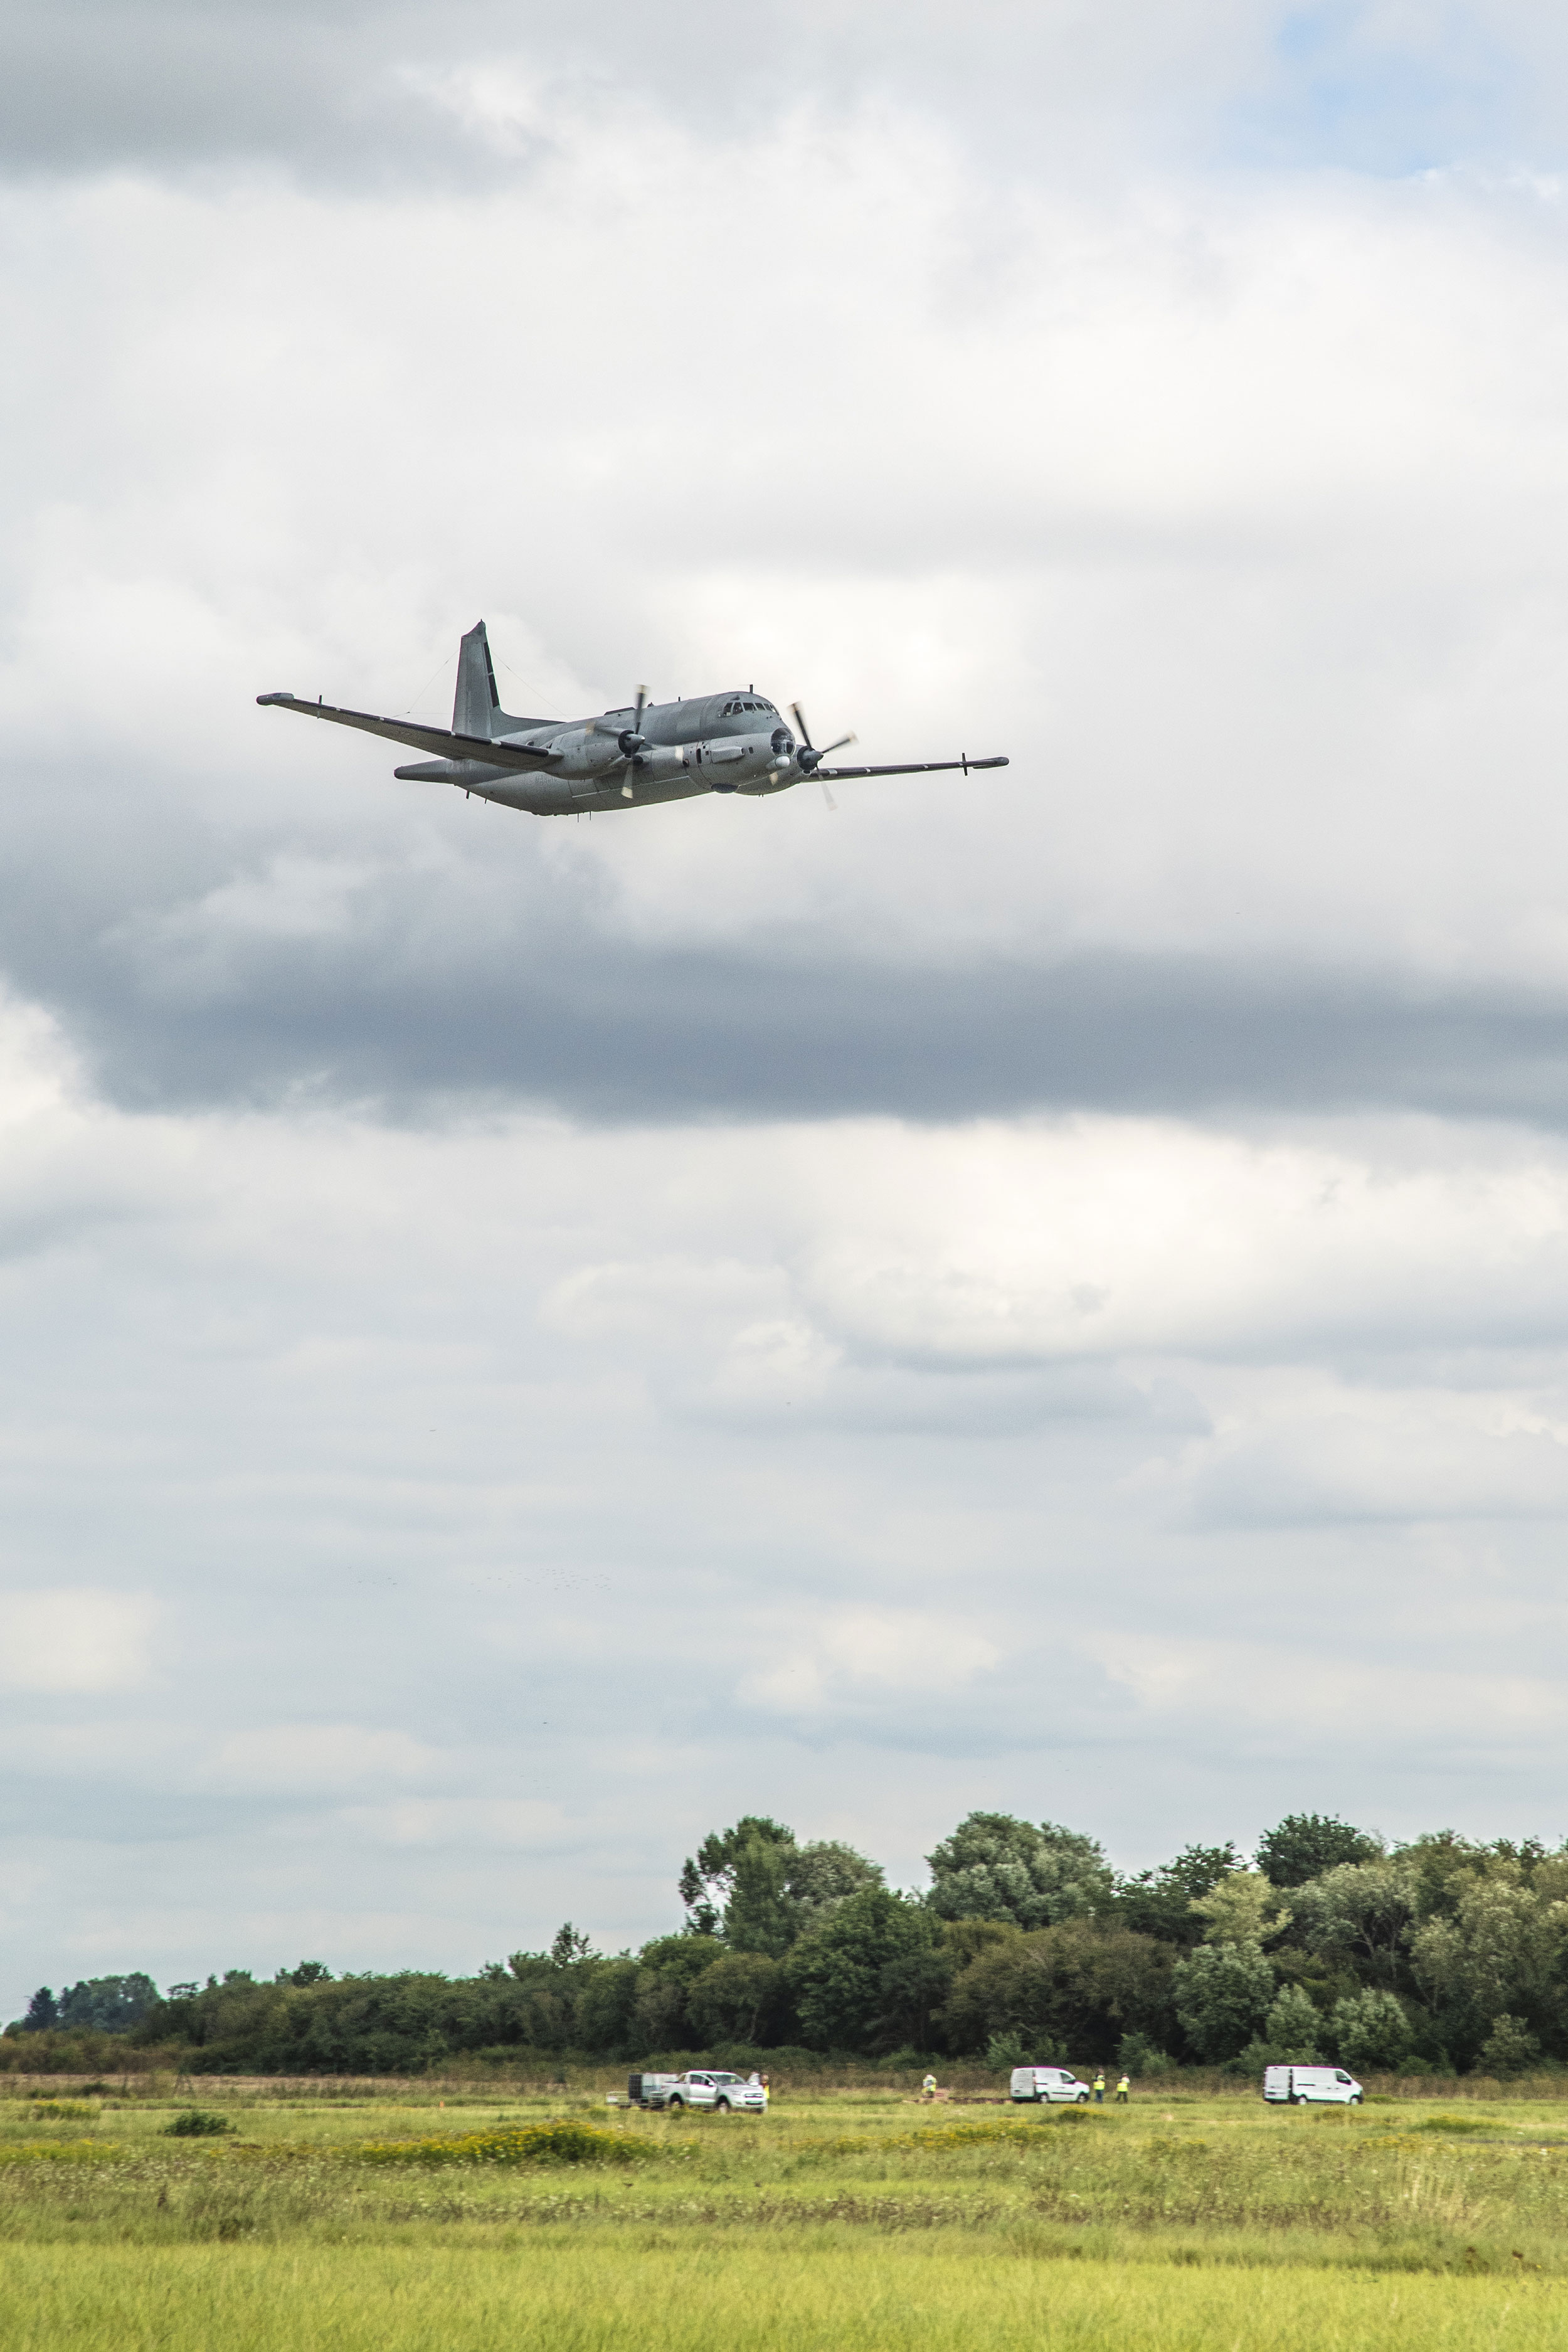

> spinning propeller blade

[
  {"left": 619, "top": 685, "right": 648, "bottom": 795},
  {"left": 789, "top": 703, "right": 856, "bottom": 777}
]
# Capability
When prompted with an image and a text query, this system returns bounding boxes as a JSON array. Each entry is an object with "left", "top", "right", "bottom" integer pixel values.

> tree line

[{"left": 8, "top": 1810, "right": 1567, "bottom": 2077}]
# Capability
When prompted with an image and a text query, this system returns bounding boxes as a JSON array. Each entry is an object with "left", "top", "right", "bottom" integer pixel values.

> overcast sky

[{"left": 8, "top": 3, "right": 1568, "bottom": 2010}]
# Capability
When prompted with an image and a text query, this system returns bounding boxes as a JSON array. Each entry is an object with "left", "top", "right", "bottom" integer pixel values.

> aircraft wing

[
  {"left": 814, "top": 755, "right": 1009, "bottom": 780},
  {"left": 256, "top": 694, "right": 561, "bottom": 773}
]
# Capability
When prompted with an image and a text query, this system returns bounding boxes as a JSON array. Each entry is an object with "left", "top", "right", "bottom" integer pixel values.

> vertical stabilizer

[{"left": 453, "top": 619, "right": 501, "bottom": 738}]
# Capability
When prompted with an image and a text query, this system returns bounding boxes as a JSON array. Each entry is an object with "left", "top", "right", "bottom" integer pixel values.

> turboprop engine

[
  {"left": 549, "top": 726, "right": 624, "bottom": 778},
  {"left": 689, "top": 731, "right": 790, "bottom": 790}
]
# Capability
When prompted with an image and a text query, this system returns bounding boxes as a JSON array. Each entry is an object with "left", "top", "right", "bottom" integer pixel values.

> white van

[
  {"left": 1263, "top": 2064, "right": 1362, "bottom": 2106},
  {"left": 1010, "top": 2066, "right": 1091, "bottom": 2104}
]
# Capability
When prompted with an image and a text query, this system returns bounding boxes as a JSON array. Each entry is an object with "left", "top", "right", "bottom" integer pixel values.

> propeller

[
  {"left": 617, "top": 685, "right": 649, "bottom": 760},
  {"left": 790, "top": 702, "right": 854, "bottom": 810},
  {"left": 789, "top": 702, "right": 856, "bottom": 774},
  {"left": 586, "top": 687, "right": 649, "bottom": 797}
]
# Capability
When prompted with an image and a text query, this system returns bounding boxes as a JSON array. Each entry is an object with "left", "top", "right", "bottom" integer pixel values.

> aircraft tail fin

[
  {"left": 453, "top": 619, "right": 504, "bottom": 738},
  {"left": 450, "top": 619, "right": 564, "bottom": 738}
]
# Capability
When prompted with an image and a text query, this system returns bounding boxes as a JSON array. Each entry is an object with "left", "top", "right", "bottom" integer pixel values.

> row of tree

[{"left": 10, "top": 1811, "right": 1568, "bottom": 2075}]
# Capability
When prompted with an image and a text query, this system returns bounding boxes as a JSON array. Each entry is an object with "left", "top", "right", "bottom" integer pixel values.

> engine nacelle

[
  {"left": 684, "top": 732, "right": 793, "bottom": 792},
  {"left": 548, "top": 726, "right": 623, "bottom": 779},
  {"left": 630, "top": 744, "right": 692, "bottom": 785}
]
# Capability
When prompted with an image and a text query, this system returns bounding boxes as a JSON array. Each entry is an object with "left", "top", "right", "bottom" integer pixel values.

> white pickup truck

[
  {"left": 630, "top": 2070, "right": 768, "bottom": 2114},
  {"left": 1010, "top": 2066, "right": 1092, "bottom": 2104},
  {"left": 1263, "top": 2065, "right": 1362, "bottom": 2106}
]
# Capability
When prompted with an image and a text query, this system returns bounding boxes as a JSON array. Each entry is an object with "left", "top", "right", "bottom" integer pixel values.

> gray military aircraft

[{"left": 258, "top": 620, "right": 1007, "bottom": 815}]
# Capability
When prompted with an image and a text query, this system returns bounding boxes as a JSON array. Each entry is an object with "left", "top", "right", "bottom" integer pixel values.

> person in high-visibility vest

[
  {"left": 1093, "top": 2071, "right": 1105, "bottom": 2103},
  {"left": 1116, "top": 2074, "right": 1130, "bottom": 2104},
  {"left": 923, "top": 2073, "right": 937, "bottom": 2100}
]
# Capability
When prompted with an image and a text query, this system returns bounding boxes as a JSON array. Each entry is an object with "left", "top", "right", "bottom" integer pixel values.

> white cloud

[
  {"left": 335, "top": 1799, "right": 566, "bottom": 1850},
  {"left": 1093, "top": 1632, "right": 1568, "bottom": 1747},
  {"left": 213, "top": 1726, "right": 443, "bottom": 1793},
  {"left": 741, "top": 1609, "right": 1001, "bottom": 1717},
  {"left": 0, "top": 1591, "right": 156, "bottom": 1693}
]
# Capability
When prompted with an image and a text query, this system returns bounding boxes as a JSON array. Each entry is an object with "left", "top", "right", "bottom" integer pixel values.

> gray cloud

[
  {"left": 8, "top": 1, "right": 1568, "bottom": 187},
  {"left": 3, "top": 801, "right": 1567, "bottom": 1125}
]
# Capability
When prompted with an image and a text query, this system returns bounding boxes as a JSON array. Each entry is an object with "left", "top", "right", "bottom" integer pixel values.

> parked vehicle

[
  {"left": 1009, "top": 2066, "right": 1092, "bottom": 2105},
  {"left": 630, "top": 2069, "right": 768, "bottom": 2114},
  {"left": 1263, "top": 2065, "right": 1363, "bottom": 2106}
]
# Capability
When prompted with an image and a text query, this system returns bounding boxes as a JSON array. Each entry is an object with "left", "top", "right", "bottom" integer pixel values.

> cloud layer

[{"left": 3, "top": 990, "right": 1568, "bottom": 1991}]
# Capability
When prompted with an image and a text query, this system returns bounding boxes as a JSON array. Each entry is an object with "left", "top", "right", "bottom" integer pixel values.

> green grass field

[{"left": 3, "top": 2083, "right": 1567, "bottom": 2346}]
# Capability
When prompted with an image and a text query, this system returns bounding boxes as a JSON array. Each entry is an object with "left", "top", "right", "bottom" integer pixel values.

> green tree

[
  {"left": 1261, "top": 1983, "right": 1323, "bottom": 2061},
  {"left": 1330, "top": 1988, "right": 1411, "bottom": 2072},
  {"left": 1171, "top": 1939, "right": 1274, "bottom": 2062},
  {"left": 1409, "top": 1868, "right": 1568, "bottom": 2065},
  {"left": 573, "top": 1959, "right": 641, "bottom": 2056},
  {"left": 679, "top": 1816, "right": 795, "bottom": 1937},
  {"left": 1398, "top": 1831, "right": 1495, "bottom": 1923},
  {"left": 1254, "top": 1814, "right": 1382, "bottom": 1888},
  {"left": 1290, "top": 1859, "right": 1419, "bottom": 1989},
  {"left": 1478, "top": 2014, "right": 1541, "bottom": 2077},
  {"left": 55, "top": 1974, "right": 159, "bottom": 2032},
  {"left": 783, "top": 1841, "right": 885, "bottom": 1930},
  {"left": 788, "top": 1887, "right": 948, "bottom": 2052},
  {"left": 940, "top": 1920, "right": 1175, "bottom": 2062},
  {"left": 925, "top": 1813, "right": 1114, "bottom": 1930},
  {"left": 632, "top": 1934, "right": 724, "bottom": 2052},
  {"left": 1116, "top": 1845, "right": 1243, "bottom": 1946},
  {"left": 1190, "top": 1873, "right": 1292, "bottom": 1947},
  {"left": 678, "top": 1819, "right": 883, "bottom": 1953},
  {"left": 723, "top": 1837, "right": 795, "bottom": 1956},
  {"left": 686, "top": 1953, "right": 785, "bottom": 2045}
]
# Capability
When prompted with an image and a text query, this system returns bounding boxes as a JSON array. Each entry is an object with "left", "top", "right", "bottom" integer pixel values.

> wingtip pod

[{"left": 257, "top": 692, "right": 296, "bottom": 706}]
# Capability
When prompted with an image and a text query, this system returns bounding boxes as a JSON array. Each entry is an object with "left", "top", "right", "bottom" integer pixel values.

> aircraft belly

[
  {"left": 464, "top": 771, "right": 575, "bottom": 815},
  {"left": 558, "top": 775, "right": 710, "bottom": 815}
]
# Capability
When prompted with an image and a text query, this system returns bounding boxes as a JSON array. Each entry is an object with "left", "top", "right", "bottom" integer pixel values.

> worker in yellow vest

[
  {"left": 1093, "top": 2070, "right": 1105, "bottom": 2104},
  {"left": 1116, "top": 2074, "right": 1130, "bottom": 2104}
]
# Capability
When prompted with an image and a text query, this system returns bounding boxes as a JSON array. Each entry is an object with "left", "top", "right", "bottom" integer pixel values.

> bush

[
  {"left": 1478, "top": 2014, "right": 1540, "bottom": 2079},
  {"left": 1330, "top": 1989, "right": 1411, "bottom": 2073},
  {"left": 1263, "top": 1985, "right": 1324, "bottom": 2062},
  {"left": 985, "top": 2031, "right": 1029, "bottom": 2071},
  {"left": 1116, "top": 2032, "right": 1172, "bottom": 2077},
  {"left": 164, "top": 2110, "right": 233, "bottom": 2137},
  {"left": 361, "top": 2119, "right": 647, "bottom": 2168}
]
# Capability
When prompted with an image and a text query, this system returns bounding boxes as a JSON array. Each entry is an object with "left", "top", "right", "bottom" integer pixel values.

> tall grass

[
  {"left": 10, "top": 2089, "right": 1568, "bottom": 2349},
  {"left": 3, "top": 2234, "right": 1564, "bottom": 2352}
]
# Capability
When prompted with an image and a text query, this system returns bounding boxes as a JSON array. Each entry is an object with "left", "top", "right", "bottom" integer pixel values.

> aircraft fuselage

[{"left": 396, "top": 689, "right": 795, "bottom": 815}]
